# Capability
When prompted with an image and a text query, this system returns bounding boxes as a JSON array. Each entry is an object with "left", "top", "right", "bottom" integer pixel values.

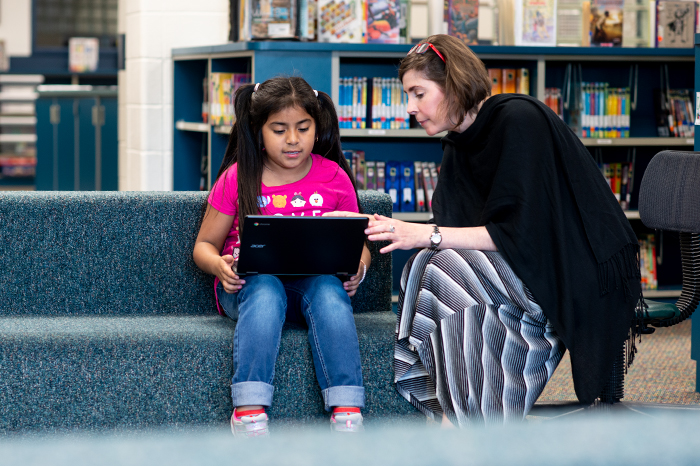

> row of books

[
  {"left": 339, "top": 77, "right": 409, "bottom": 129},
  {"left": 344, "top": 150, "right": 440, "bottom": 212},
  {"left": 450, "top": 0, "right": 699, "bottom": 48},
  {"left": 544, "top": 88, "right": 564, "bottom": 119},
  {"left": 233, "top": 0, "right": 409, "bottom": 43},
  {"left": 0, "top": 155, "right": 36, "bottom": 178},
  {"left": 203, "top": 73, "right": 252, "bottom": 126},
  {"left": 600, "top": 161, "right": 635, "bottom": 210},
  {"left": 581, "top": 83, "right": 632, "bottom": 139},
  {"left": 639, "top": 233, "right": 658, "bottom": 290},
  {"left": 488, "top": 68, "right": 530, "bottom": 95},
  {"left": 654, "top": 88, "right": 695, "bottom": 138},
  {"left": 230, "top": 0, "right": 700, "bottom": 48}
]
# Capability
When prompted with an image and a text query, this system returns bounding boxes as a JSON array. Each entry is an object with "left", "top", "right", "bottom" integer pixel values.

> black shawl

[{"left": 432, "top": 94, "right": 641, "bottom": 404}]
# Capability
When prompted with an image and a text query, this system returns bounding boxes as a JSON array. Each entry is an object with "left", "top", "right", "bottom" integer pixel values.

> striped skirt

[{"left": 394, "top": 249, "right": 565, "bottom": 426}]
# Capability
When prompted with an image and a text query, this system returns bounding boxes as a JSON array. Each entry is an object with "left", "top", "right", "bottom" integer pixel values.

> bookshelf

[
  {"left": 0, "top": 75, "right": 44, "bottom": 190},
  {"left": 172, "top": 41, "right": 694, "bottom": 294}
]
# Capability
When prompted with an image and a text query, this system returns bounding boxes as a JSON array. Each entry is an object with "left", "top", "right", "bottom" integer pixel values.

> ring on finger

[{"left": 389, "top": 224, "right": 395, "bottom": 233}]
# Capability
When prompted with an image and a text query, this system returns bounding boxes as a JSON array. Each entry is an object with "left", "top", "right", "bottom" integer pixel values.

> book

[
  {"left": 556, "top": 0, "right": 586, "bottom": 46},
  {"left": 399, "top": 161, "right": 415, "bottom": 212},
  {"left": 502, "top": 69, "right": 516, "bottom": 93},
  {"left": 250, "top": 0, "right": 298, "bottom": 39},
  {"left": 421, "top": 161, "right": 434, "bottom": 212},
  {"left": 448, "top": 0, "right": 479, "bottom": 45},
  {"left": 515, "top": 0, "right": 557, "bottom": 46},
  {"left": 299, "top": 0, "right": 318, "bottom": 39},
  {"left": 657, "top": 1, "right": 696, "bottom": 48},
  {"left": 653, "top": 88, "right": 672, "bottom": 136},
  {"left": 209, "top": 73, "right": 251, "bottom": 126},
  {"left": 376, "top": 161, "right": 386, "bottom": 193},
  {"left": 318, "top": 0, "right": 365, "bottom": 42},
  {"left": 398, "top": 0, "right": 410, "bottom": 43},
  {"left": 366, "top": 160, "right": 377, "bottom": 189},
  {"left": 515, "top": 68, "right": 530, "bottom": 94},
  {"left": 622, "top": 0, "right": 653, "bottom": 47},
  {"left": 489, "top": 68, "right": 502, "bottom": 95},
  {"left": 385, "top": 161, "right": 401, "bottom": 211},
  {"left": 428, "top": 162, "right": 439, "bottom": 202},
  {"left": 498, "top": 0, "right": 517, "bottom": 45},
  {"left": 590, "top": 0, "right": 624, "bottom": 47},
  {"left": 414, "top": 161, "right": 426, "bottom": 212},
  {"left": 367, "top": 0, "right": 401, "bottom": 43},
  {"left": 477, "top": 0, "right": 498, "bottom": 44}
]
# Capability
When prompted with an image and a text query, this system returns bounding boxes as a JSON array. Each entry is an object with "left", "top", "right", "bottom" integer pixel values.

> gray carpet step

[{"left": 0, "top": 312, "right": 419, "bottom": 433}]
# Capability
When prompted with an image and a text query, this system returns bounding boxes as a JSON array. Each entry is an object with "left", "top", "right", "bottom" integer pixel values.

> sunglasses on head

[{"left": 407, "top": 42, "right": 446, "bottom": 63}]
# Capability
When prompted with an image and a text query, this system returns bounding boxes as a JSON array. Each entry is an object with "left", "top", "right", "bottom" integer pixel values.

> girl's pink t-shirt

[{"left": 208, "top": 153, "right": 360, "bottom": 261}]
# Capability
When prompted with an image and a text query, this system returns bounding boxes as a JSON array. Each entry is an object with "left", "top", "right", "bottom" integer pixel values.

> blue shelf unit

[{"left": 172, "top": 42, "right": 695, "bottom": 291}]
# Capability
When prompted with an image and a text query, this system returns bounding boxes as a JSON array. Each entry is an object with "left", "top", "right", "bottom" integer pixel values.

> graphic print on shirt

[
  {"left": 257, "top": 196, "right": 271, "bottom": 208},
  {"left": 290, "top": 192, "right": 306, "bottom": 208},
  {"left": 309, "top": 191, "right": 324, "bottom": 207},
  {"left": 272, "top": 194, "right": 287, "bottom": 208}
]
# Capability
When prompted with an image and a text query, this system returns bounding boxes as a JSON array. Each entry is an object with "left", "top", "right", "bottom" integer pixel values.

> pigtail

[
  {"left": 314, "top": 91, "right": 363, "bottom": 213},
  {"left": 233, "top": 84, "right": 265, "bottom": 232}
]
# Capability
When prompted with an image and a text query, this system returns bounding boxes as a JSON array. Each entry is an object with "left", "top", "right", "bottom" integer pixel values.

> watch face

[{"left": 431, "top": 232, "right": 441, "bottom": 243}]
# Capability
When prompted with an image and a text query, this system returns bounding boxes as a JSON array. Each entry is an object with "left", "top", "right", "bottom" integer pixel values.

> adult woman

[{"left": 364, "top": 35, "right": 642, "bottom": 425}]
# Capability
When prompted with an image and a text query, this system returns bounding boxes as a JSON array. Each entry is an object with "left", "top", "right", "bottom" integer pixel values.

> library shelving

[
  {"left": 172, "top": 41, "right": 695, "bottom": 294},
  {"left": 0, "top": 74, "right": 44, "bottom": 190}
]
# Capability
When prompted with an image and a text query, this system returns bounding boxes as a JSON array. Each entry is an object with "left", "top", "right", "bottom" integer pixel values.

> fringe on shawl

[{"left": 597, "top": 242, "right": 644, "bottom": 372}]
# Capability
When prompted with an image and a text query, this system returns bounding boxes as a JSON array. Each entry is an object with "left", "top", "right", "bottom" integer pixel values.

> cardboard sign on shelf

[{"left": 69, "top": 38, "right": 99, "bottom": 73}]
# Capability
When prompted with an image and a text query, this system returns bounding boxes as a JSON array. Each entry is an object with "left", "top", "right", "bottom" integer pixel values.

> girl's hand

[
  {"left": 343, "top": 260, "right": 366, "bottom": 297},
  {"left": 217, "top": 254, "right": 246, "bottom": 293},
  {"left": 366, "top": 214, "right": 432, "bottom": 254}
]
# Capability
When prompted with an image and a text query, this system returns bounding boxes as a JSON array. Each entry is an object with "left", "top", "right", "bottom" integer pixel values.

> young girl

[{"left": 193, "top": 76, "right": 371, "bottom": 437}]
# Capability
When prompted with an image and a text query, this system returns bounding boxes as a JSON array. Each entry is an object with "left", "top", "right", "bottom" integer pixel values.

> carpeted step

[
  {"left": 0, "top": 191, "right": 392, "bottom": 317},
  {"left": 0, "top": 312, "right": 418, "bottom": 433}
]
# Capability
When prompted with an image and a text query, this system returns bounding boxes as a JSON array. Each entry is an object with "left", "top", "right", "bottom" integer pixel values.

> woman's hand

[
  {"left": 343, "top": 260, "right": 366, "bottom": 297},
  {"left": 217, "top": 254, "right": 246, "bottom": 293},
  {"left": 366, "top": 214, "right": 433, "bottom": 254}
]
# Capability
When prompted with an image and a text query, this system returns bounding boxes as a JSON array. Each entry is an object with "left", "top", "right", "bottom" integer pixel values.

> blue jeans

[{"left": 216, "top": 274, "right": 364, "bottom": 411}]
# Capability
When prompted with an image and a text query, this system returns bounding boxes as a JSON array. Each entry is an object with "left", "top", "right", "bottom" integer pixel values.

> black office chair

[{"left": 599, "top": 150, "right": 700, "bottom": 403}]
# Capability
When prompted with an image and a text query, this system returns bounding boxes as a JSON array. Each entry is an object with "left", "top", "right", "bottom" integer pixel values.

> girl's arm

[
  {"left": 343, "top": 243, "right": 372, "bottom": 297},
  {"left": 365, "top": 214, "right": 497, "bottom": 254},
  {"left": 193, "top": 204, "right": 246, "bottom": 293}
]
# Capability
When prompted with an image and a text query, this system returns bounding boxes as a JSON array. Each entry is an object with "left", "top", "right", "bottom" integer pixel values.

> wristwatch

[{"left": 429, "top": 225, "right": 442, "bottom": 249}]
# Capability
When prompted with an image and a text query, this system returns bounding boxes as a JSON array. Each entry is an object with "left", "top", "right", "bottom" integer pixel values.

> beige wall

[
  {"left": 119, "top": 0, "right": 229, "bottom": 191},
  {"left": 0, "top": 0, "right": 32, "bottom": 57}
]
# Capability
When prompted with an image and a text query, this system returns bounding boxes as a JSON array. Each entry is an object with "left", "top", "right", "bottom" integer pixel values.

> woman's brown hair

[{"left": 398, "top": 34, "right": 491, "bottom": 129}]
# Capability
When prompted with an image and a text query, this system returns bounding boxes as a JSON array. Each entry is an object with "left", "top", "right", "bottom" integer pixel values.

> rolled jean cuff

[
  {"left": 322, "top": 385, "right": 365, "bottom": 411},
  {"left": 231, "top": 381, "right": 274, "bottom": 407}
]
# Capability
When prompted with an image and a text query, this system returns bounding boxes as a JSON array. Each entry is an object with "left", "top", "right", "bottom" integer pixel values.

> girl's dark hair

[
  {"left": 214, "top": 76, "right": 360, "bottom": 229},
  {"left": 398, "top": 34, "right": 491, "bottom": 129}
]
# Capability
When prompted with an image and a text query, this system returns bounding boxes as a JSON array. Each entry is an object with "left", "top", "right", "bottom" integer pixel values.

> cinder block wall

[{"left": 118, "top": 0, "right": 229, "bottom": 191}]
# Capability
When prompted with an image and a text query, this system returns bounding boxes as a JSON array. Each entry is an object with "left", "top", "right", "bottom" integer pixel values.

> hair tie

[
  {"left": 254, "top": 83, "right": 260, "bottom": 93},
  {"left": 313, "top": 89, "right": 318, "bottom": 97}
]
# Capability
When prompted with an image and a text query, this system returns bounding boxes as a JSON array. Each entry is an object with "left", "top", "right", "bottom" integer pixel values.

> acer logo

[{"left": 250, "top": 244, "right": 266, "bottom": 248}]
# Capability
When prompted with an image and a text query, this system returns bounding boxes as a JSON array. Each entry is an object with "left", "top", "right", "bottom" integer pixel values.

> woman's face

[{"left": 402, "top": 69, "right": 450, "bottom": 136}]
